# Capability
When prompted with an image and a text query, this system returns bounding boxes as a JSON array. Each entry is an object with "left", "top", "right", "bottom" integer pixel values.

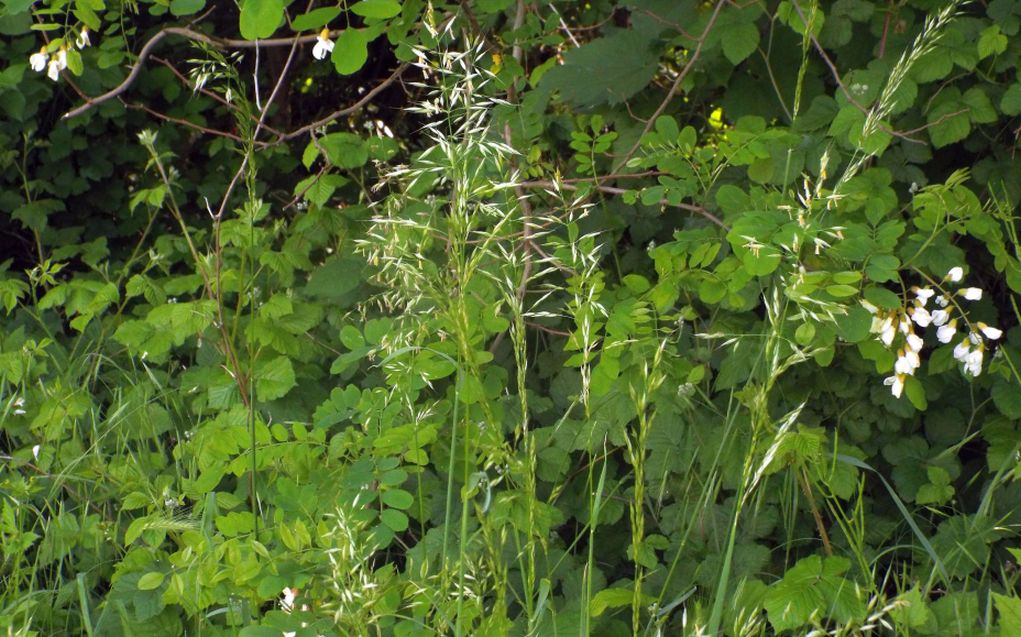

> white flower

[
  {"left": 32, "top": 444, "right": 40, "bottom": 460},
  {"left": 76, "top": 27, "right": 90, "bottom": 49},
  {"left": 895, "top": 349, "right": 920, "bottom": 376},
  {"left": 960, "top": 287, "right": 982, "bottom": 301},
  {"left": 930, "top": 309, "right": 949, "bottom": 327},
  {"left": 30, "top": 48, "right": 48, "bottom": 72},
  {"left": 312, "top": 28, "right": 334, "bottom": 60},
  {"left": 913, "top": 287, "right": 935, "bottom": 305},
  {"left": 978, "top": 322, "right": 1002, "bottom": 340},
  {"left": 47, "top": 58, "right": 60, "bottom": 81},
  {"left": 861, "top": 300, "right": 879, "bottom": 314},
  {"left": 964, "top": 348, "right": 983, "bottom": 376},
  {"left": 937, "top": 320, "right": 957, "bottom": 344},
  {"left": 879, "top": 317, "right": 896, "bottom": 346},
  {"left": 946, "top": 266, "right": 963, "bottom": 283},
  {"left": 55, "top": 47, "right": 67, "bottom": 71},
  {"left": 934, "top": 295, "right": 949, "bottom": 308},
  {"left": 953, "top": 339, "right": 971, "bottom": 362},
  {"left": 281, "top": 587, "right": 297, "bottom": 612},
  {"left": 910, "top": 306, "right": 932, "bottom": 328},
  {"left": 906, "top": 333, "right": 924, "bottom": 352},
  {"left": 884, "top": 374, "right": 905, "bottom": 398}
]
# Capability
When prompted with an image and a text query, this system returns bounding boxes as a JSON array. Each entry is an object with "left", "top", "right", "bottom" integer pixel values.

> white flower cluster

[
  {"left": 863, "top": 266, "right": 1002, "bottom": 398},
  {"left": 29, "top": 29, "right": 90, "bottom": 82}
]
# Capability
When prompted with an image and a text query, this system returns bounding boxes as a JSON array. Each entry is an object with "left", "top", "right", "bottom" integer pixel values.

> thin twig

[
  {"left": 613, "top": 0, "right": 727, "bottom": 172},
  {"left": 275, "top": 63, "right": 409, "bottom": 142},
  {"left": 790, "top": 0, "right": 926, "bottom": 145},
  {"left": 518, "top": 179, "right": 729, "bottom": 229},
  {"left": 215, "top": 36, "right": 301, "bottom": 220},
  {"left": 63, "top": 27, "right": 330, "bottom": 120},
  {"left": 150, "top": 55, "right": 287, "bottom": 139},
  {"left": 123, "top": 101, "right": 247, "bottom": 142}
]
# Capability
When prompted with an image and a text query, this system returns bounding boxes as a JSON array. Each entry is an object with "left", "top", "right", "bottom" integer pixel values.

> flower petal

[{"left": 979, "top": 323, "right": 1002, "bottom": 340}]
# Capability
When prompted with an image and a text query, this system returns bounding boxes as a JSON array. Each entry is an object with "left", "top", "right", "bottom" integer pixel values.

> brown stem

[
  {"left": 798, "top": 466, "right": 833, "bottom": 556},
  {"left": 613, "top": 0, "right": 728, "bottom": 172},
  {"left": 63, "top": 27, "right": 331, "bottom": 120},
  {"left": 518, "top": 179, "right": 728, "bottom": 230}
]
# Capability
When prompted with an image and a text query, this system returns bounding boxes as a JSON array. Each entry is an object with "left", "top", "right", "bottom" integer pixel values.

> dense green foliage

[{"left": 2, "top": 0, "right": 1021, "bottom": 634}]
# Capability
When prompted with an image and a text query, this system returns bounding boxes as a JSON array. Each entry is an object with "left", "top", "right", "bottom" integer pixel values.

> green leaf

[
  {"left": 835, "top": 305, "right": 872, "bottom": 343},
  {"left": 994, "top": 593, "right": 1021, "bottom": 637},
  {"left": 379, "top": 508, "right": 408, "bottom": 532},
  {"left": 319, "top": 132, "right": 368, "bottom": 168},
  {"left": 928, "top": 92, "right": 971, "bottom": 148},
  {"left": 137, "top": 572, "right": 166, "bottom": 591},
  {"left": 350, "top": 0, "right": 402, "bottom": 19},
  {"left": 3, "top": 0, "right": 36, "bottom": 13},
  {"left": 741, "top": 248, "right": 781, "bottom": 276},
  {"left": 764, "top": 555, "right": 862, "bottom": 633},
  {"left": 722, "top": 21, "right": 760, "bottom": 64},
  {"left": 777, "top": 0, "right": 824, "bottom": 36},
  {"left": 291, "top": 7, "right": 342, "bottom": 31},
  {"left": 826, "top": 284, "right": 859, "bottom": 298},
  {"left": 306, "top": 255, "right": 365, "bottom": 303},
  {"left": 863, "top": 286, "right": 900, "bottom": 310},
  {"left": 381, "top": 489, "right": 414, "bottom": 509},
  {"left": 239, "top": 0, "right": 283, "bottom": 40},
  {"left": 332, "top": 29, "right": 369, "bottom": 75},
  {"left": 957, "top": 90, "right": 996, "bottom": 129},
  {"left": 169, "top": 0, "right": 205, "bottom": 16},
  {"left": 476, "top": 0, "right": 513, "bottom": 12},
  {"left": 539, "top": 30, "right": 659, "bottom": 108},
  {"left": 590, "top": 588, "right": 635, "bottom": 617},
  {"left": 977, "top": 25, "right": 1007, "bottom": 59},
  {"left": 904, "top": 376, "right": 927, "bottom": 411},
  {"left": 256, "top": 356, "right": 296, "bottom": 401},
  {"left": 992, "top": 379, "right": 1021, "bottom": 418},
  {"left": 340, "top": 325, "right": 365, "bottom": 350},
  {"left": 1001, "top": 83, "right": 1021, "bottom": 116},
  {"left": 794, "top": 323, "right": 816, "bottom": 346}
]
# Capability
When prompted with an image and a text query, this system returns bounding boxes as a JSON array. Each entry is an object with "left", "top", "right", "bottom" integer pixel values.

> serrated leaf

[
  {"left": 589, "top": 588, "right": 634, "bottom": 617},
  {"left": 539, "top": 30, "right": 658, "bottom": 108},
  {"left": 332, "top": 29, "right": 369, "bottom": 75},
  {"left": 994, "top": 593, "right": 1021, "bottom": 637},
  {"left": 992, "top": 380, "right": 1021, "bottom": 418},
  {"left": 928, "top": 96, "right": 971, "bottom": 148},
  {"left": 256, "top": 355, "right": 296, "bottom": 401},
  {"left": 239, "top": 0, "right": 283, "bottom": 40},
  {"left": 1001, "top": 83, "right": 1021, "bottom": 116},
  {"left": 977, "top": 25, "right": 1007, "bottom": 59},
  {"left": 319, "top": 132, "right": 368, "bottom": 168}
]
